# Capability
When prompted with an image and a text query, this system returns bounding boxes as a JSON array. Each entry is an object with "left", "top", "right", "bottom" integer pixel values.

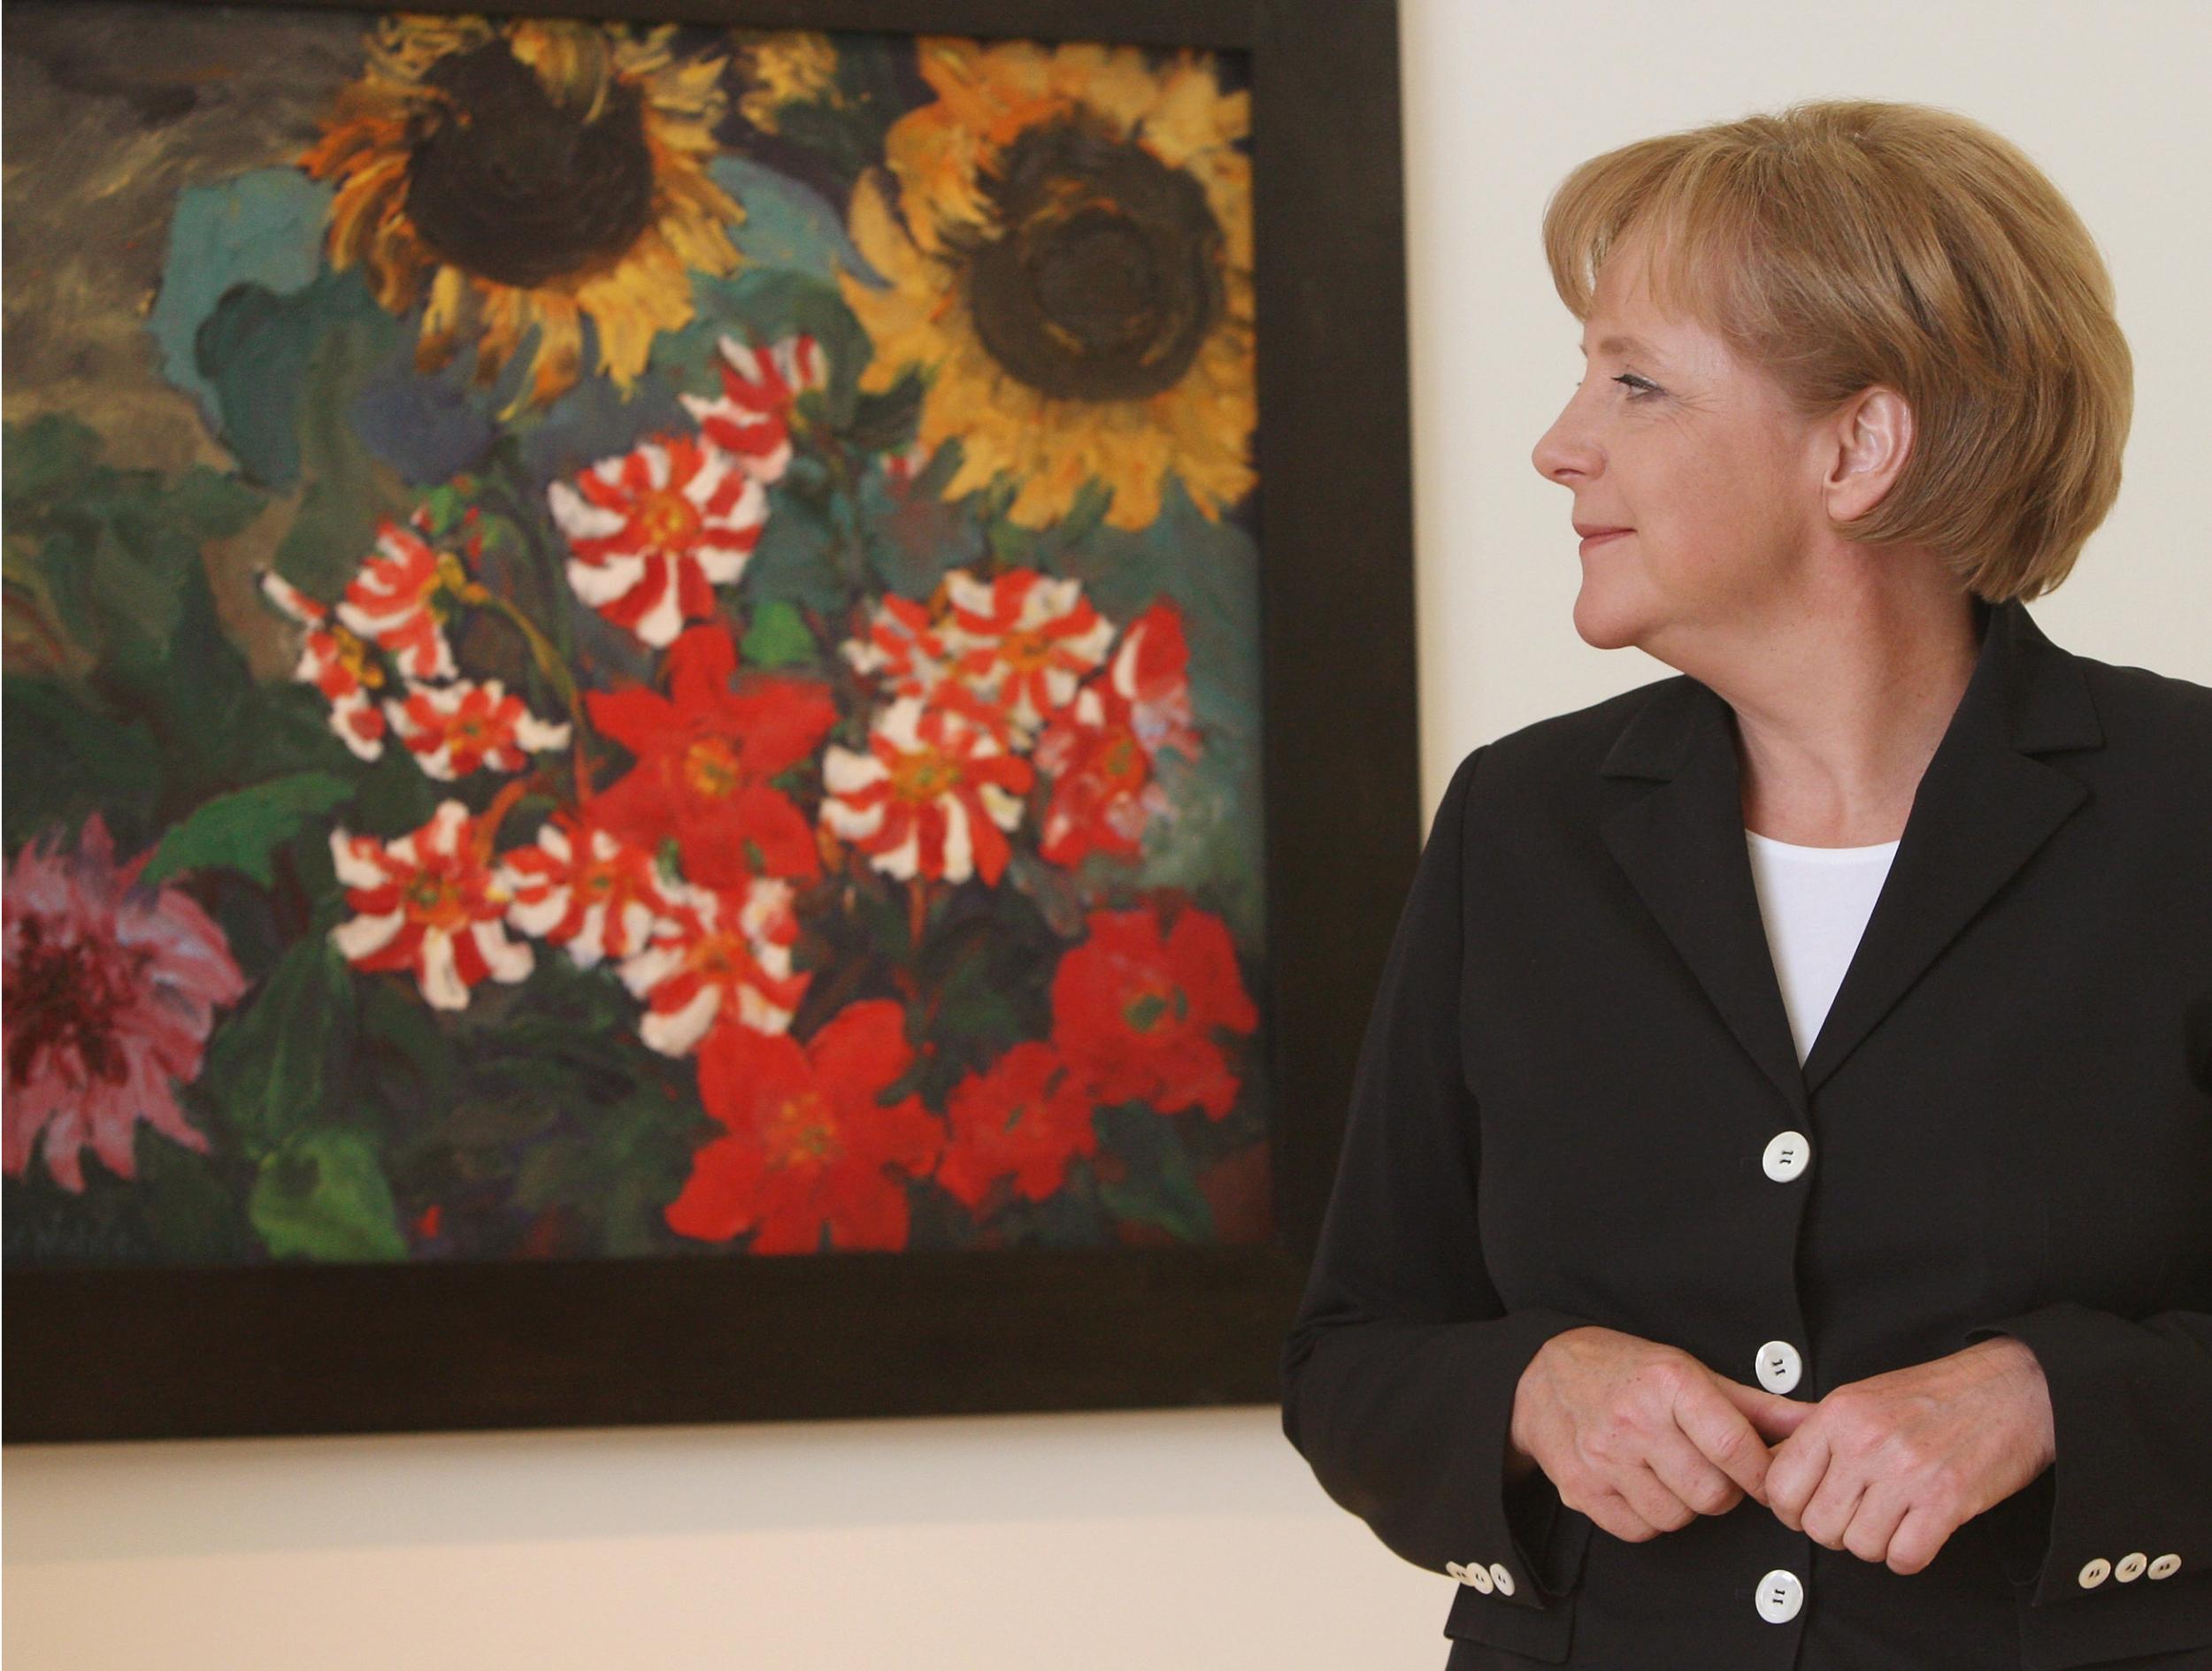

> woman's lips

[{"left": 1579, "top": 529, "right": 1632, "bottom": 551}]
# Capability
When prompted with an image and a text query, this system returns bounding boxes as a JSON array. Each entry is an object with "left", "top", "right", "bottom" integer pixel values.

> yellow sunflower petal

[
  {"left": 416, "top": 263, "right": 472, "bottom": 374},
  {"left": 1145, "top": 57, "right": 1248, "bottom": 170},
  {"left": 507, "top": 296, "right": 585, "bottom": 420}
]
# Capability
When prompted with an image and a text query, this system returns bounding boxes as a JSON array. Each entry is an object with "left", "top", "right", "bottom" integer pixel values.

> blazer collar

[{"left": 1597, "top": 595, "right": 2103, "bottom": 1111}]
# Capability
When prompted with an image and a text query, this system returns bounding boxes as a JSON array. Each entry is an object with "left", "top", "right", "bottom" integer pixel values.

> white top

[{"left": 1744, "top": 829, "right": 1901, "bottom": 1066}]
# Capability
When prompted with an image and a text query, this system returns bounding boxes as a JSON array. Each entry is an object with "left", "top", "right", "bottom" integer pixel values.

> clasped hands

[{"left": 1507, "top": 1326, "right": 2056, "bottom": 1575}]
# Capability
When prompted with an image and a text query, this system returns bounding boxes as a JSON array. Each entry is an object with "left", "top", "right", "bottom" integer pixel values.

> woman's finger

[
  {"left": 1583, "top": 1487, "right": 1663, "bottom": 1545},
  {"left": 1840, "top": 1482, "right": 1911, "bottom": 1567},
  {"left": 1608, "top": 1457, "right": 1701, "bottom": 1534},
  {"left": 1643, "top": 1422, "right": 1747, "bottom": 1519},
  {"left": 1674, "top": 1376, "right": 1778, "bottom": 1501}
]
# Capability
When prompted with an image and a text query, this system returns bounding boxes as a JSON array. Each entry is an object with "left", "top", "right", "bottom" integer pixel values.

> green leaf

[
  {"left": 1, "top": 676, "right": 164, "bottom": 854},
  {"left": 199, "top": 937, "right": 357, "bottom": 1154},
  {"left": 740, "top": 597, "right": 819, "bottom": 668},
  {"left": 1094, "top": 1103, "right": 1216, "bottom": 1243},
  {"left": 142, "top": 770, "right": 355, "bottom": 888},
  {"left": 4, "top": 412, "right": 265, "bottom": 673},
  {"left": 249, "top": 1127, "right": 406, "bottom": 1261}
]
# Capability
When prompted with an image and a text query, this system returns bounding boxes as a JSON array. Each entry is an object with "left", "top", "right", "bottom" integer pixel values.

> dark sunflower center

[
  {"left": 962, "top": 115, "right": 1225, "bottom": 401},
  {"left": 403, "top": 40, "right": 657, "bottom": 291}
]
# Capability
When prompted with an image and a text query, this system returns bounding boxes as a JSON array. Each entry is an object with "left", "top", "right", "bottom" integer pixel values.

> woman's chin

[{"left": 1571, "top": 585, "right": 1650, "bottom": 652}]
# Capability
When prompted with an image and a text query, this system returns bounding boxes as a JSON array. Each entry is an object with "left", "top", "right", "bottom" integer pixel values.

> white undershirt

[{"left": 1744, "top": 829, "right": 1901, "bottom": 1066}]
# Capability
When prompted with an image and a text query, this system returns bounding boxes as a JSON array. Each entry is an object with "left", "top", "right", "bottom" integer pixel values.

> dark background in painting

[
  {"left": 4, "top": 0, "right": 1417, "bottom": 1442},
  {"left": 5, "top": 5, "right": 1271, "bottom": 1268}
]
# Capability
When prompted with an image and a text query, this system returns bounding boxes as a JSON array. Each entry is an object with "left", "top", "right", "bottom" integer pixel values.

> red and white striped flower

[
  {"left": 334, "top": 517, "right": 465, "bottom": 682},
  {"left": 257, "top": 570, "right": 388, "bottom": 760},
  {"left": 617, "top": 877, "right": 810, "bottom": 1056},
  {"left": 880, "top": 438, "right": 934, "bottom": 492},
  {"left": 940, "top": 567, "right": 1117, "bottom": 742},
  {"left": 839, "top": 591, "right": 959, "bottom": 701},
  {"left": 679, "top": 331, "right": 827, "bottom": 485},
  {"left": 381, "top": 678, "right": 572, "bottom": 780},
  {"left": 818, "top": 694, "right": 1034, "bottom": 886},
  {"left": 328, "top": 801, "right": 532, "bottom": 1011},
  {"left": 547, "top": 433, "right": 770, "bottom": 648},
  {"left": 495, "top": 814, "right": 673, "bottom": 970}
]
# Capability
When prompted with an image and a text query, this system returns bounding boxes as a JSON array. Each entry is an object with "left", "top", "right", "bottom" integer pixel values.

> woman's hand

[
  {"left": 1759, "top": 1336, "right": 2056, "bottom": 1575},
  {"left": 1509, "top": 1325, "right": 1810, "bottom": 1543}
]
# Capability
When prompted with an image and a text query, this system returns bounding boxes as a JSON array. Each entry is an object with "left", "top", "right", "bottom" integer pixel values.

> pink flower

[
  {"left": 4, "top": 815, "right": 248, "bottom": 1193},
  {"left": 679, "top": 331, "right": 828, "bottom": 485}
]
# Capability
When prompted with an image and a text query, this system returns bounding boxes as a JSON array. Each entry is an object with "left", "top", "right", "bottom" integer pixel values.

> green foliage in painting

[
  {"left": 250, "top": 1127, "right": 407, "bottom": 1261},
  {"left": 142, "top": 772, "right": 357, "bottom": 889}
]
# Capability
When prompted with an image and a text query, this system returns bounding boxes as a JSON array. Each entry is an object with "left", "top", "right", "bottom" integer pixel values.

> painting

[{"left": 4, "top": 0, "right": 1416, "bottom": 1440}]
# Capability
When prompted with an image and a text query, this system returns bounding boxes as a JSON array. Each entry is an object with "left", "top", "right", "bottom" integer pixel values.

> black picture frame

[{"left": 3, "top": 0, "right": 1418, "bottom": 1443}]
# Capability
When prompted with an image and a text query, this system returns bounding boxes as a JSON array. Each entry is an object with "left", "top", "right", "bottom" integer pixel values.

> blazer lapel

[{"left": 1598, "top": 595, "right": 2104, "bottom": 1111}]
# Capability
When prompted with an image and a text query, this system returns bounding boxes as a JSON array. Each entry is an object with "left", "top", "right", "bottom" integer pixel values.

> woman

[{"left": 1279, "top": 99, "right": 2211, "bottom": 1669}]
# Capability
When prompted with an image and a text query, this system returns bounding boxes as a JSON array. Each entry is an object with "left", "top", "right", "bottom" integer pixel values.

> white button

[
  {"left": 1755, "top": 1341, "right": 1803, "bottom": 1393},
  {"left": 2149, "top": 1554, "right": 2182, "bottom": 1580},
  {"left": 1468, "top": 1562, "right": 1495, "bottom": 1594},
  {"left": 2078, "top": 1558, "right": 2112, "bottom": 1589},
  {"left": 1488, "top": 1562, "right": 1516, "bottom": 1597},
  {"left": 1446, "top": 1560, "right": 1465, "bottom": 1580},
  {"left": 2116, "top": 1552, "right": 2148, "bottom": 1583},
  {"left": 1755, "top": 1568, "right": 1804, "bottom": 1623},
  {"left": 1762, "top": 1131, "right": 1811, "bottom": 1181}
]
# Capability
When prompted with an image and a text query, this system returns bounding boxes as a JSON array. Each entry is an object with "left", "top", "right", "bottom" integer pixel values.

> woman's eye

[{"left": 1571, "top": 374, "right": 1661, "bottom": 400}]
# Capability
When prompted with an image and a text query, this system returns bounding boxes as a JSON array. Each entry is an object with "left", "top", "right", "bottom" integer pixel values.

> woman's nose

[{"left": 1531, "top": 407, "right": 1595, "bottom": 484}]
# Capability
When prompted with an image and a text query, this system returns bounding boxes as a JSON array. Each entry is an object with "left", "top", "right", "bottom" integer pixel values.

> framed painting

[{"left": 2, "top": 0, "right": 1419, "bottom": 1441}]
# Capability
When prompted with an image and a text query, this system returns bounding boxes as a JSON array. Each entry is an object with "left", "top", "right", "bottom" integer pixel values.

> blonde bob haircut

[{"left": 1540, "top": 98, "right": 2131, "bottom": 603}]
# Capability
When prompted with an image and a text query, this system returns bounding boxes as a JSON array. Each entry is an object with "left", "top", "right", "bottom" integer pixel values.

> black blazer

[{"left": 1279, "top": 595, "right": 2212, "bottom": 1670}]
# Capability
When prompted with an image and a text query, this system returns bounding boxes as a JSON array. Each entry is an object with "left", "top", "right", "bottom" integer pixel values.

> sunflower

[
  {"left": 298, "top": 14, "right": 745, "bottom": 421},
  {"left": 731, "top": 27, "right": 841, "bottom": 134},
  {"left": 836, "top": 37, "right": 1255, "bottom": 533}
]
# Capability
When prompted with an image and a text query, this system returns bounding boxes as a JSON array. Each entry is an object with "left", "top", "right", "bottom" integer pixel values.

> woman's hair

[{"left": 1540, "top": 98, "right": 2131, "bottom": 602}]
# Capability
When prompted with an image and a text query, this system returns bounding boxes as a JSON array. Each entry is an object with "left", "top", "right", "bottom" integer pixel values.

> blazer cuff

[{"left": 1962, "top": 1301, "right": 2212, "bottom": 1658}]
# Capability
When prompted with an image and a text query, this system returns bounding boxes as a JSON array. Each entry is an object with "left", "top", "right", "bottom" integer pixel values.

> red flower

[
  {"left": 839, "top": 591, "right": 958, "bottom": 701},
  {"left": 1050, "top": 898, "right": 1257, "bottom": 1119},
  {"left": 940, "top": 567, "right": 1116, "bottom": 742},
  {"left": 548, "top": 433, "right": 770, "bottom": 648},
  {"left": 257, "top": 569, "right": 389, "bottom": 760},
  {"left": 383, "top": 677, "right": 571, "bottom": 780},
  {"left": 1033, "top": 600, "right": 1199, "bottom": 864},
  {"left": 335, "top": 517, "right": 466, "bottom": 681},
  {"left": 934, "top": 1040, "right": 1098, "bottom": 1210},
  {"left": 617, "top": 877, "right": 810, "bottom": 1057},
  {"left": 495, "top": 813, "right": 674, "bottom": 970},
  {"left": 4, "top": 815, "right": 248, "bottom": 1192},
  {"left": 586, "top": 623, "right": 837, "bottom": 888},
  {"left": 664, "top": 999, "right": 944, "bottom": 1253},
  {"left": 818, "top": 694, "right": 1034, "bottom": 885},
  {"left": 329, "top": 801, "right": 533, "bottom": 1010},
  {"left": 678, "top": 330, "right": 828, "bottom": 485}
]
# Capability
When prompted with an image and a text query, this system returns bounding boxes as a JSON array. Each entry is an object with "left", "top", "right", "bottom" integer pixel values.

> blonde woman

[{"left": 1281, "top": 100, "right": 2210, "bottom": 1668}]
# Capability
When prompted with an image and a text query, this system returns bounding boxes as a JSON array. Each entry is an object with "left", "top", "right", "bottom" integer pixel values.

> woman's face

[{"left": 1531, "top": 231, "right": 1836, "bottom": 659}]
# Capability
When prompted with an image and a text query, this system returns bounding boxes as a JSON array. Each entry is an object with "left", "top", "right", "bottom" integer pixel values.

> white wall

[{"left": 8, "top": 4, "right": 2207, "bottom": 1667}]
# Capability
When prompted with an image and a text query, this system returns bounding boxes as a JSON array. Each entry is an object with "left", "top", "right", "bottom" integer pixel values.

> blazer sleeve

[
  {"left": 1962, "top": 1303, "right": 2212, "bottom": 1629},
  {"left": 1279, "top": 742, "right": 1600, "bottom": 1638}
]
